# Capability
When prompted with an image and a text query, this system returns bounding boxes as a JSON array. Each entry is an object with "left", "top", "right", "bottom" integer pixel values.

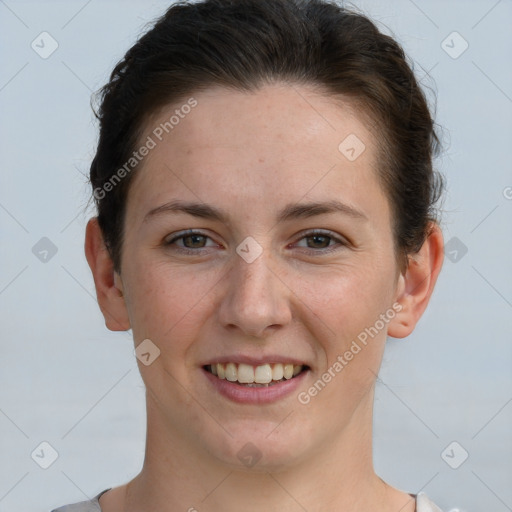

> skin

[{"left": 85, "top": 82, "right": 444, "bottom": 512}]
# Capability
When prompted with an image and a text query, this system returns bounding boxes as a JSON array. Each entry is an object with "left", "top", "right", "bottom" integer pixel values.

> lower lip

[{"left": 202, "top": 367, "right": 309, "bottom": 404}]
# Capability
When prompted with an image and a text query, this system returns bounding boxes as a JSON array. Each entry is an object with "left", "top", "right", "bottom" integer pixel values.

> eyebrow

[{"left": 143, "top": 199, "right": 368, "bottom": 224}]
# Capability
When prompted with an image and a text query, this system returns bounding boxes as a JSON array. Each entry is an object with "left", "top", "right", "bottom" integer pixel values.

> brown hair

[{"left": 89, "top": 0, "right": 443, "bottom": 273}]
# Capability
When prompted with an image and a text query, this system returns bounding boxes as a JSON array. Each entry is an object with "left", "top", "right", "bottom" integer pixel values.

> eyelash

[{"left": 164, "top": 229, "right": 347, "bottom": 255}]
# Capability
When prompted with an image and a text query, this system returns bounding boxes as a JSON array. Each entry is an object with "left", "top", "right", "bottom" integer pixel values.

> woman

[{"left": 52, "top": 0, "right": 446, "bottom": 510}]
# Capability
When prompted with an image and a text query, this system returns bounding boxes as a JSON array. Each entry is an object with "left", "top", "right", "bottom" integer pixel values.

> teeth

[
  {"left": 254, "top": 364, "right": 272, "bottom": 384},
  {"left": 237, "top": 363, "right": 254, "bottom": 383},
  {"left": 283, "top": 364, "right": 294, "bottom": 379},
  {"left": 272, "top": 363, "right": 284, "bottom": 381},
  {"left": 211, "top": 362, "right": 304, "bottom": 384},
  {"left": 225, "top": 363, "right": 237, "bottom": 382}
]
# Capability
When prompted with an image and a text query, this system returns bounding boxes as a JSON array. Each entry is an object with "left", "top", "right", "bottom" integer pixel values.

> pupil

[
  {"left": 310, "top": 235, "right": 329, "bottom": 248},
  {"left": 185, "top": 235, "right": 205, "bottom": 248}
]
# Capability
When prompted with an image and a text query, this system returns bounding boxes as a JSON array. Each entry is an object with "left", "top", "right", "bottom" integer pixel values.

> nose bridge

[{"left": 217, "top": 242, "right": 292, "bottom": 337}]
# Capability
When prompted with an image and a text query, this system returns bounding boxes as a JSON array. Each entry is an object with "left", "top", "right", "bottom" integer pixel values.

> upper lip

[{"left": 201, "top": 355, "right": 310, "bottom": 367}]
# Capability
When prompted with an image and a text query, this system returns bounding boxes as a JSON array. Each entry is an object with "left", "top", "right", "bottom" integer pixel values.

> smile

[
  {"left": 202, "top": 361, "right": 309, "bottom": 404},
  {"left": 205, "top": 362, "right": 306, "bottom": 386}
]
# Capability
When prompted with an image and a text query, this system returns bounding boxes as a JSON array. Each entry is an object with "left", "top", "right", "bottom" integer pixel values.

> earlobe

[
  {"left": 387, "top": 222, "right": 444, "bottom": 339},
  {"left": 84, "top": 217, "right": 131, "bottom": 331}
]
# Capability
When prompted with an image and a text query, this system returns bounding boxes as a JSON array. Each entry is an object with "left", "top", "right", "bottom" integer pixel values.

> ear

[
  {"left": 84, "top": 217, "right": 131, "bottom": 331},
  {"left": 387, "top": 222, "right": 444, "bottom": 338}
]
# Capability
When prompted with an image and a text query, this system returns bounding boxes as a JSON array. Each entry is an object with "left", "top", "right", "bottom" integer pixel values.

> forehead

[{"left": 125, "top": 83, "right": 390, "bottom": 227}]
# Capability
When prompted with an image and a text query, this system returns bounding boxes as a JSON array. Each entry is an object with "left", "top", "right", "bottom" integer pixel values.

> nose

[{"left": 217, "top": 246, "right": 293, "bottom": 338}]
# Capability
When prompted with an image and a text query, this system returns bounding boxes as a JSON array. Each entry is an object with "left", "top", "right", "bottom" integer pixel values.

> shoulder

[
  {"left": 50, "top": 489, "right": 110, "bottom": 512},
  {"left": 50, "top": 489, "right": 450, "bottom": 512},
  {"left": 416, "top": 492, "right": 444, "bottom": 512}
]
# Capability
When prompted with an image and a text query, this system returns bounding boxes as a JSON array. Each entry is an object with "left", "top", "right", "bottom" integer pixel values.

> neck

[{"left": 119, "top": 389, "right": 414, "bottom": 512}]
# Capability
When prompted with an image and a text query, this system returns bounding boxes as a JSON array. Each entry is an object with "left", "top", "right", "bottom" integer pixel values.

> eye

[
  {"left": 164, "top": 230, "right": 219, "bottom": 254},
  {"left": 164, "top": 229, "right": 348, "bottom": 256},
  {"left": 293, "top": 230, "right": 347, "bottom": 253}
]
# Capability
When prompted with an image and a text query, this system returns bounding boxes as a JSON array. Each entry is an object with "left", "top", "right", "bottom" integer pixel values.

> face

[{"left": 114, "top": 83, "right": 404, "bottom": 470}]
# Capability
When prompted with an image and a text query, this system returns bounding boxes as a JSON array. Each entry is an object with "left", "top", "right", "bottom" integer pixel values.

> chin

[{"left": 206, "top": 421, "right": 309, "bottom": 473}]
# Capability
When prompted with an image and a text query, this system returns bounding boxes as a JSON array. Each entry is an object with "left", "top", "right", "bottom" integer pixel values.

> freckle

[{"left": 258, "top": 158, "right": 264, "bottom": 163}]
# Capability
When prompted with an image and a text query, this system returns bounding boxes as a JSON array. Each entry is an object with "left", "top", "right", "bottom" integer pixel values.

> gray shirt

[{"left": 50, "top": 489, "right": 445, "bottom": 511}]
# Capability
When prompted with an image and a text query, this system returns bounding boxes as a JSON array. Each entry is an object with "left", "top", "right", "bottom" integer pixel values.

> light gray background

[{"left": 1, "top": 1, "right": 511, "bottom": 511}]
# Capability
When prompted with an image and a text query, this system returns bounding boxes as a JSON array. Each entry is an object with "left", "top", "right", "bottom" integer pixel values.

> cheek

[
  {"left": 292, "top": 258, "right": 395, "bottom": 345},
  {"left": 297, "top": 266, "right": 392, "bottom": 419},
  {"left": 124, "top": 258, "right": 221, "bottom": 344}
]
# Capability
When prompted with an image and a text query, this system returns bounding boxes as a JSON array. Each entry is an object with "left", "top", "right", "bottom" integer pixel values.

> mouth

[{"left": 204, "top": 362, "right": 308, "bottom": 387}]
